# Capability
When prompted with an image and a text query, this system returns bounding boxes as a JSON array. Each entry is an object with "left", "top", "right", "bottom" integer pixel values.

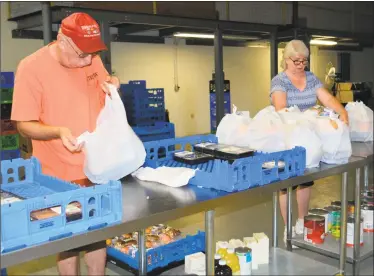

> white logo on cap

[{"left": 81, "top": 25, "right": 100, "bottom": 38}]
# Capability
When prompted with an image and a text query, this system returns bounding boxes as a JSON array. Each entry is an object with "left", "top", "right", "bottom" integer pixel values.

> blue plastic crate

[
  {"left": 1, "top": 149, "right": 21, "bottom": 160},
  {"left": 107, "top": 231, "right": 205, "bottom": 272},
  {"left": 0, "top": 72, "right": 14, "bottom": 89},
  {"left": 143, "top": 135, "right": 306, "bottom": 192},
  {"left": 133, "top": 122, "right": 175, "bottom": 142},
  {"left": 122, "top": 87, "right": 166, "bottom": 126},
  {"left": 210, "top": 92, "right": 231, "bottom": 131},
  {"left": 0, "top": 157, "right": 123, "bottom": 254}
]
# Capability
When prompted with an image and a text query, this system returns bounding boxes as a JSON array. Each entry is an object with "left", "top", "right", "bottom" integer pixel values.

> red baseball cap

[{"left": 61, "top": 13, "right": 107, "bottom": 54}]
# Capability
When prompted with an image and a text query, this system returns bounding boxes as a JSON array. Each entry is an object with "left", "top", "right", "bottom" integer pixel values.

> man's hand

[
  {"left": 59, "top": 127, "right": 83, "bottom": 153},
  {"left": 101, "top": 75, "right": 120, "bottom": 96}
]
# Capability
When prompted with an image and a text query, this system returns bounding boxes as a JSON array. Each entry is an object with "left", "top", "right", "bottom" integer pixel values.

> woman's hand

[
  {"left": 339, "top": 111, "right": 349, "bottom": 126},
  {"left": 101, "top": 75, "right": 120, "bottom": 96}
]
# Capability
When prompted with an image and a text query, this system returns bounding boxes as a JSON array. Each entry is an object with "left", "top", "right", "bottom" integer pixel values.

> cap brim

[{"left": 74, "top": 36, "right": 108, "bottom": 54}]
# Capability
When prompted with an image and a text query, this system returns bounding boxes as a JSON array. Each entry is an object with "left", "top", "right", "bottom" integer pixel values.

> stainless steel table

[
  {"left": 285, "top": 142, "right": 373, "bottom": 276},
  {"left": 1, "top": 142, "right": 373, "bottom": 276}
]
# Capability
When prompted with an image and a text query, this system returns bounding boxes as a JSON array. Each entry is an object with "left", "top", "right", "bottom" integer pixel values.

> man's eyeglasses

[
  {"left": 289, "top": 58, "right": 309, "bottom": 66},
  {"left": 65, "top": 38, "right": 99, "bottom": 58}
]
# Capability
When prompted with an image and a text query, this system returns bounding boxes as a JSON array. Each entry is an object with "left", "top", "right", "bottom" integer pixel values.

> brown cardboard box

[
  {"left": 19, "top": 135, "right": 33, "bottom": 154},
  {"left": 1, "top": 119, "right": 18, "bottom": 135}
]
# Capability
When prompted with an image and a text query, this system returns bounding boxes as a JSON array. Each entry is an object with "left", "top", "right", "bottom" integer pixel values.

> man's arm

[{"left": 17, "top": 121, "right": 60, "bottom": 140}]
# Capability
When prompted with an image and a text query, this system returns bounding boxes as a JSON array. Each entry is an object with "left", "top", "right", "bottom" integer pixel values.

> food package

[{"left": 107, "top": 224, "right": 182, "bottom": 257}]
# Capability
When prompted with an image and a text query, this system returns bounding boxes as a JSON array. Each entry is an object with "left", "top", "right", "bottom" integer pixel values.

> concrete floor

[{"left": 6, "top": 164, "right": 374, "bottom": 275}]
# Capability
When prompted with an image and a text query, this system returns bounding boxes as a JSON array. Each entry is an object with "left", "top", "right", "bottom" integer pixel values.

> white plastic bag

[
  {"left": 77, "top": 83, "right": 146, "bottom": 184},
  {"left": 315, "top": 116, "right": 352, "bottom": 164},
  {"left": 345, "top": 102, "right": 373, "bottom": 142},
  {"left": 285, "top": 120, "right": 323, "bottom": 168},
  {"left": 216, "top": 105, "right": 251, "bottom": 146},
  {"left": 247, "top": 107, "right": 287, "bottom": 152}
]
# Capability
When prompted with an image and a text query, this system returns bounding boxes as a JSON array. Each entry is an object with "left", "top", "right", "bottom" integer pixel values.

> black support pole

[
  {"left": 214, "top": 27, "right": 224, "bottom": 126},
  {"left": 270, "top": 29, "right": 278, "bottom": 79},
  {"left": 41, "top": 2, "right": 52, "bottom": 45},
  {"left": 99, "top": 20, "right": 112, "bottom": 74}
]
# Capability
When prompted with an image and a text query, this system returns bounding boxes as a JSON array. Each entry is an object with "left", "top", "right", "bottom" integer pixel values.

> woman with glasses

[{"left": 270, "top": 39, "right": 348, "bottom": 247}]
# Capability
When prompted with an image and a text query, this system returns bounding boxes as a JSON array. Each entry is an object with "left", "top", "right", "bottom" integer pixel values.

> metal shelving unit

[
  {"left": 292, "top": 232, "right": 374, "bottom": 264},
  {"left": 107, "top": 248, "right": 339, "bottom": 275}
]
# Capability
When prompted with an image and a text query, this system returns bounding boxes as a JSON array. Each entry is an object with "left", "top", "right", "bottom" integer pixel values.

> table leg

[
  {"left": 353, "top": 168, "right": 361, "bottom": 276},
  {"left": 286, "top": 186, "right": 293, "bottom": 251},
  {"left": 272, "top": 191, "right": 279, "bottom": 248},
  {"left": 138, "top": 229, "right": 147, "bottom": 276},
  {"left": 205, "top": 210, "right": 215, "bottom": 276},
  {"left": 339, "top": 172, "right": 348, "bottom": 275}
]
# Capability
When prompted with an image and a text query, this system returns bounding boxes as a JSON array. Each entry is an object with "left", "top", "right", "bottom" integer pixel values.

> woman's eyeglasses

[{"left": 289, "top": 58, "right": 309, "bottom": 66}]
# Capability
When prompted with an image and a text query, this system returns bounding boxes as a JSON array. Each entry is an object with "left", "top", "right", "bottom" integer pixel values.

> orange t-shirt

[{"left": 11, "top": 43, "right": 108, "bottom": 181}]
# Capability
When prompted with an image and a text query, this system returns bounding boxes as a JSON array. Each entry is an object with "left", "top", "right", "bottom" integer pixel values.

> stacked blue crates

[
  {"left": 120, "top": 80, "right": 175, "bottom": 142},
  {"left": 209, "top": 78, "right": 231, "bottom": 132},
  {"left": 1, "top": 72, "right": 20, "bottom": 160}
]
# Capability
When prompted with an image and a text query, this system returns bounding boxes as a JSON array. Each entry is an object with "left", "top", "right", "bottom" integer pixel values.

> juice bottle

[
  {"left": 224, "top": 248, "right": 240, "bottom": 274},
  {"left": 215, "top": 259, "right": 232, "bottom": 276},
  {"left": 217, "top": 244, "right": 228, "bottom": 259},
  {"left": 214, "top": 254, "right": 221, "bottom": 271}
]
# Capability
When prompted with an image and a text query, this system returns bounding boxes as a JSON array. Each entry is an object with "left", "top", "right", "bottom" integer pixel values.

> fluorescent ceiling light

[
  {"left": 173, "top": 32, "right": 259, "bottom": 40},
  {"left": 174, "top": 33, "right": 214, "bottom": 39},
  {"left": 310, "top": 39, "right": 337, "bottom": 46}
]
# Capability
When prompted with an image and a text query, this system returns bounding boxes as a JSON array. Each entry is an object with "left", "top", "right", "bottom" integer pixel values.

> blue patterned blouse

[{"left": 270, "top": 71, "right": 324, "bottom": 111}]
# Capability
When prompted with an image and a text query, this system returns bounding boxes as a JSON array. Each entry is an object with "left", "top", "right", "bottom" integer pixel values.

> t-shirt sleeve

[
  {"left": 11, "top": 60, "right": 43, "bottom": 122},
  {"left": 270, "top": 75, "right": 287, "bottom": 96}
]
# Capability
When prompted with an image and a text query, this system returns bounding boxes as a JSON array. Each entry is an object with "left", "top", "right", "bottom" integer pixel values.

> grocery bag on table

[
  {"left": 216, "top": 104, "right": 251, "bottom": 146},
  {"left": 315, "top": 116, "right": 352, "bottom": 164},
  {"left": 77, "top": 83, "right": 146, "bottom": 184},
  {"left": 278, "top": 107, "right": 323, "bottom": 168},
  {"left": 246, "top": 106, "right": 287, "bottom": 152},
  {"left": 345, "top": 101, "right": 373, "bottom": 142}
]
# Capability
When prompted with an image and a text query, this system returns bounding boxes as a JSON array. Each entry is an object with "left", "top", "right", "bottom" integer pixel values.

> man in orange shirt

[{"left": 11, "top": 13, "right": 119, "bottom": 275}]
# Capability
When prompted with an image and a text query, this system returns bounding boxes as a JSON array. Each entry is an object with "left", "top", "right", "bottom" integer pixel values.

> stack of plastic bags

[{"left": 216, "top": 101, "right": 373, "bottom": 168}]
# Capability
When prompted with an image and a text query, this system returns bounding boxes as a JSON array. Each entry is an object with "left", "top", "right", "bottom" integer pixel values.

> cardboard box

[
  {"left": 19, "top": 135, "right": 33, "bottom": 154},
  {"left": 1, "top": 120, "right": 17, "bottom": 135}
]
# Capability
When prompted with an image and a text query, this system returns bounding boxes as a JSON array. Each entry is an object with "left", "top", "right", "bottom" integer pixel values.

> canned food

[
  {"left": 361, "top": 189, "right": 374, "bottom": 199},
  {"left": 361, "top": 204, "right": 374, "bottom": 232},
  {"left": 361, "top": 198, "right": 374, "bottom": 207},
  {"left": 331, "top": 209, "right": 341, "bottom": 239},
  {"left": 347, "top": 215, "right": 364, "bottom": 247},
  {"left": 304, "top": 215, "right": 325, "bottom": 244},
  {"left": 348, "top": 201, "right": 355, "bottom": 216},
  {"left": 324, "top": 206, "right": 341, "bottom": 233},
  {"left": 235, "top": 247, "right": 252, "bottom": 276},
  {"left": 331, "top": 201, "right": 341, "bottom": 207},
  {"left": 308, "top": 208, "right": 329, "bottom": 235}
]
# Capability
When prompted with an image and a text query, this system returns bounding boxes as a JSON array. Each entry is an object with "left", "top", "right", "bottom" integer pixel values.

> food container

[
  {"left": 308, "top": 208, "right": 329, "bottom": 235},
  {"left": 331, "top": 201, "right": 341, "bottom": 207},
  {"left": 235, "top": 247, "right": 252, "bottom": 276},
  {"left": 346, "top": 215, "right": 364, "bottom": 247},
  {"left": 324, "top": 206, "right": 341, "bottom": 233},
  {"left": 361, "top": 204, "right": 374, "bottom": 232},
  {"left": 331, "top": 209, "right": 341, "bottom": 239},
  {"left": 173, "top": 151, "right": 214, "bottom": 165},
  {"left": 348, "top": 200, "right": 355, "bottom": 216},
  {"left": 304, "top": 215, "right": 325, "bottom": 244}
]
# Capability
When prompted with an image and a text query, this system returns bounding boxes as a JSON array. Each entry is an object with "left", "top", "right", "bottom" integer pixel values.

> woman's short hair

[{"left": 281, "top": 40, "right": 309, "bottom": 69}]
